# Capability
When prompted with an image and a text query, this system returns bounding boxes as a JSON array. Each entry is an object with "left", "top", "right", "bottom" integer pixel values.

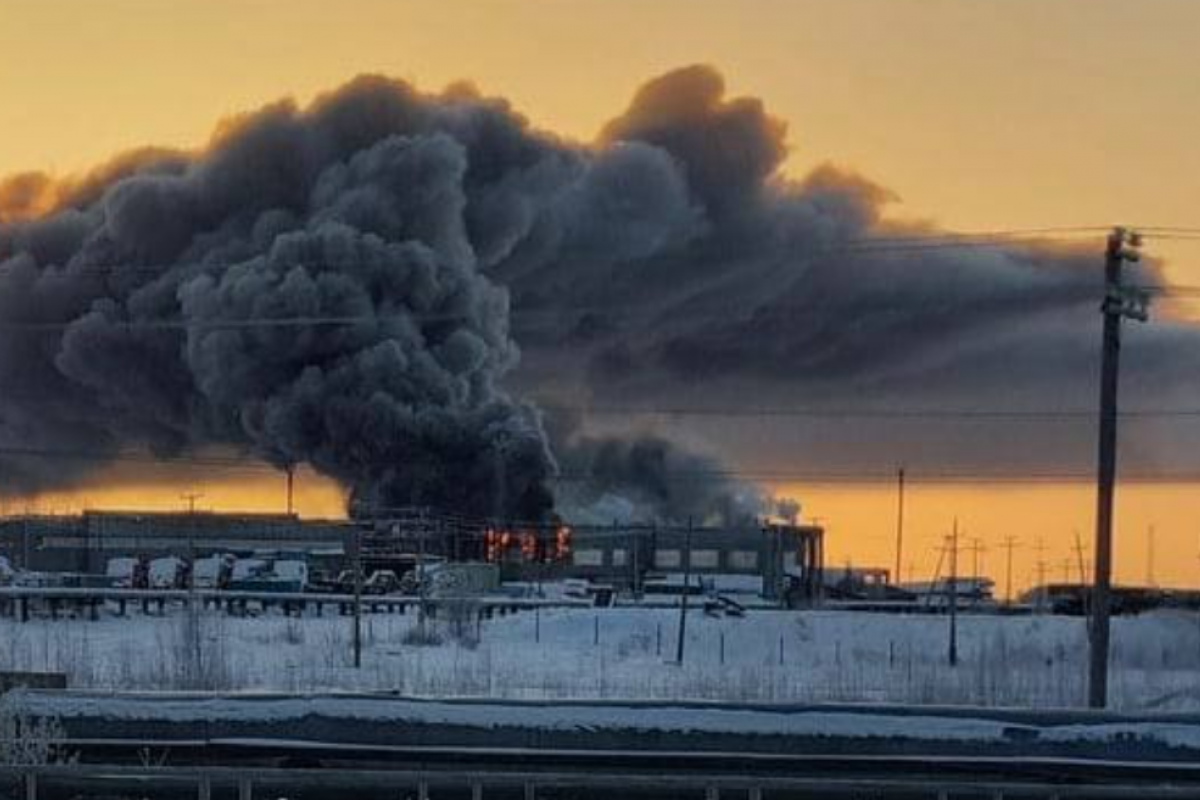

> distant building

[
  {"left": 0, "top": 508, "right": 826, "bottom": 603},
  {"left": 0, "top": 510, "right": 349, "bottom": 573},
  {"left": 823, "top": 566, "right": 898, "bottom": 600},
  {"left": 566, "top": 521, "right": 825, "bottom": 605},
  {"left": 901, "top": 577, "right": 996, "bottom": 607}
]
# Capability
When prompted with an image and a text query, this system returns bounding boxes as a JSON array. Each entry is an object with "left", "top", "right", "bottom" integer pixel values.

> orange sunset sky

[{"left": 1, "top": 0, "right": 1198, "bottom": 593}]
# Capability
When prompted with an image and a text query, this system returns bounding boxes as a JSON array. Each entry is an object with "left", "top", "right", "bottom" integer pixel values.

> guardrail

[{"left": 4, "top": 761, "right": 1200, "bottom": 800}]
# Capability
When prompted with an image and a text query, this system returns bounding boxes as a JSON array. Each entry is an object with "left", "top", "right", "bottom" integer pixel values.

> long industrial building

[{"left": 0, "top": 508, "right": 825, "bottom": 603}]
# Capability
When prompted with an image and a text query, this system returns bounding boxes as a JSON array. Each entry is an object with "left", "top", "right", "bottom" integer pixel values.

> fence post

[
  {"left": 593, "top": 615, "right": 600, "bottom": 646},
  {"left": 719, "top": 631, "right": 725, "bottom": 666}
]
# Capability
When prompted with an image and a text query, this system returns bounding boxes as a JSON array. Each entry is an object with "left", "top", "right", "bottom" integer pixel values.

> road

[{"left": 7, "top": 693, "right": 1200, "bottom": 798}]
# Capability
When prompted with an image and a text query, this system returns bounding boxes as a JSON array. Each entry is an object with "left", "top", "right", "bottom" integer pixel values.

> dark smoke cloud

[
  {"left": 544, "top": 409, "right": 781, "bottom": 525},
  {"left": 0, "top": 78, "right": 558, "bottom": 518},
  {"left": 496, "top": 66, "right": 1200, "bottom": 478},
  {"left": 3, "top": 65, "right": 1199, "bottom": 523}
]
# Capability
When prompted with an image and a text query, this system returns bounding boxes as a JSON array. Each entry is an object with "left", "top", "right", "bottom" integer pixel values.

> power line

[
  {"left": 1139, "top": 226, "right": 1200, "bottom": 235},
  {"left": 533, "top": 404, "right": 1200, "bottom": 421},
  {"left": 0, "top": 225, "right": 1191, "bottom": 290},
  {"left": 0, "top": 228, "right": 1115, "bottom": 277},
  {"left": 831, "top": 232, "right": 1108, "bottom": 253},
  {"left": 1142, "top": 234, "right": 1200, "bottom": 243},
  {"left": 0, "top": 290, "right": 1116, "bottom": 333},
  {"left": 3, "top": 443, "right": 1200, "bottom": 484},
  {"left": 11, "top": 386, "right": 1200, "bottom": 422},
  {"left": 852, "top": 226, "right": 1111, "bottom": 243}
]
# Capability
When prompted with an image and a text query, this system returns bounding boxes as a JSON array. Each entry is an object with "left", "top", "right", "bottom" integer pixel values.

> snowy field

[{"left": 3, "top": 606, "right": 1200, "bottom": 711}]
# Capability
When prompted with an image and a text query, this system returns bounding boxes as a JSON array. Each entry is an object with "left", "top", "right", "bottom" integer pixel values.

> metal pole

[
  {"left": 675, "top": 518, "right": 693, "bottom": 664},
  {"left": 1090, "top": 228, "right": 1127, "bottom": 709}
]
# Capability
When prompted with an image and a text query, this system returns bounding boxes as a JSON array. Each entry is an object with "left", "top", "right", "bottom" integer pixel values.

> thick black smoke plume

[
  {"left": 0, "top": 84, "right": 561, "bottom": 518},
  {"left": 3, "top": 65, "right": 1200, "bottom": 522},
  {"left": 543, "top": 409, "right": 778, "bottom": 525}
]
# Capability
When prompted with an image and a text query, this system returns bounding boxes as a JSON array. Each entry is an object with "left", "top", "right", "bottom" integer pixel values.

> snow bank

[{"left": 12, "top": 691, "right": 1200, "bottom": 758}]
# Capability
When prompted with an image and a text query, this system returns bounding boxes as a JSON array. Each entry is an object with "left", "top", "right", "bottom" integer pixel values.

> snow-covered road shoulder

[{"left": 11, "top": 691, "right": 1200, "bottom": 763}]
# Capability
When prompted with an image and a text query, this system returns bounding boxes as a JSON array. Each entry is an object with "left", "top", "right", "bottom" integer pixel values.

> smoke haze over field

[{"left": 2, "top": 64, "right": 1199, "bottom": 521}]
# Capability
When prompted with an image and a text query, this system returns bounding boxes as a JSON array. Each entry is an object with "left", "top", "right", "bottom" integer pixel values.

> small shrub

[
  {"left": 443, "top": 600, "right": 481, "bottom": 649},
  {"left": 0, "top": 693, "right": 75, "bottom": 766},
  {"left": 401, "top": 624, "right": 444, "bottom": 647}
]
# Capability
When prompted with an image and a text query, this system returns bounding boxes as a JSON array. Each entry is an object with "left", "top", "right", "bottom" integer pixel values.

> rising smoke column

[
  {"left": 0, "top": 79, "right": 564, "bottom": 517},
  {"left": 3, "top": 65, "right": 1200, "bottom": 518}
]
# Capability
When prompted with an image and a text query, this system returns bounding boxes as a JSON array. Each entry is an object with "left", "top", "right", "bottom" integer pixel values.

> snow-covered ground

[{"left": 3, "top": 606, "right": 1200, "bottom": 711}]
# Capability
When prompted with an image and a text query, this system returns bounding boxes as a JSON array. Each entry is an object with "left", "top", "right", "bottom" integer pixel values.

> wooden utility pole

[
  {"left": 1146, "top": 524, "right": 1156, "bottom": 587},
  {"left": 417, "top": 519, "right": 428, "bottom": 641},
  {"left": 894, "top": 467, "right": 906, "bottom": 587},
  {"left": 1000, "top": 535, "right": 1020, "bottom": 603},
  {"left": 674, "top": 518, "right": 694, "bottom": 665},
  {"left": 1089, "top": 226, "right": 1147, "bottom": 709},
  {"left": 180, "top": 491, "right": 203, "bottom": 686},
  {"left": 924, "top": 539, "right": 948, "bottom": 609},
  {"left": 968, "top": 537, "right": 987, "bottom": 584},
  {"left": 1033, "top": 536, "right": 1049, "bottom": 612},
  {"left": 352, "top": 525, "right": 363, "bottom": 669},
  {"left": 21, "top": 515, "right": 31, "bottom": 571},
  {"left": 180, "top": 492, "right": 203, "bottom": 585},
  {"left": 1073, "top": 530, "right": 1089, "bottom": 585},
  {"left": 948, "top": 519, "right": 959, "bottom": 667},
  {"left": 285, "top": 465, "right": 295, "bottom": 516}
]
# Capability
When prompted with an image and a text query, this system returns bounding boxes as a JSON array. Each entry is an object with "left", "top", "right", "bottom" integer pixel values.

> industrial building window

[
  {"left": 655, "top": 549, "right": 681, "bottom": 568},
  {"left": 691, "top": 550, "right": 719, "bottom": 569},
  {"left": 611, "top": 549, "right": 627, "bottom": 566},
  {"left": 572, "top": 549, "right": 605, "bottom": 567},
  {"left": 729, "top": 550, "right": 759, "bottom": 570}
]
